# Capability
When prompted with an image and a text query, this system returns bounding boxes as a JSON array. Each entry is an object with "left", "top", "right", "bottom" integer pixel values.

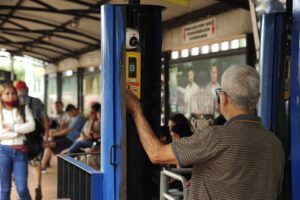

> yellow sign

[
  {"left": 126, "top": 51, "right": 141, "bottom": 99},
  {"left": 164, "top": 0, "right": 190, "bottom": 7}
]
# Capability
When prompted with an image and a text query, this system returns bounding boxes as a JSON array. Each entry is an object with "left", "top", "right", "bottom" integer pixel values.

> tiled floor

[{"left": 11, "top": 156, "right": 57, "bottom": 200}]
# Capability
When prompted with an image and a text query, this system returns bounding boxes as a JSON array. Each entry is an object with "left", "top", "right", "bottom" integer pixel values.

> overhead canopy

[{"left": 0, "top": 0, "right": 248, "bottom": 63}]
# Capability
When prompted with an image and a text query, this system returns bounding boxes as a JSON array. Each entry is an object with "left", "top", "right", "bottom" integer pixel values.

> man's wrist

[
  {"left": 53, "top": 131, "right": 58, "bottom": 137},
  {"left": 132, "top": 109, "right": 143, "bottom": 120}
]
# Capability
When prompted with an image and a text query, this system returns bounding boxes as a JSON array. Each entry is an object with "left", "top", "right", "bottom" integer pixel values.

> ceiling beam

[
  {"left": 11, "top": 51, "right": 52, "bottom": 62},
  {"left": 0, "top": 0, "right": 24, "bottom": 28},
  {"left": 31, "top": 0, "right": 58, "bottom": 11},
  {"left": 0, "top": 0, "right": 106, "bottom": 62},
  {"left": 0, "top": 6, "right": 100, "bottom": 20},
  {"left": 0, "top": 14, "right": 99, "bottom": 42},
  {"left": 1, "top": 18, "right": 29, "bottom": 30},
  {"left": 65, "top": 0, "right": 110, "bottom": 8},
  {"left": 215, "top": 0, "right": 249, "bottom": 10},
  {"left": 5, "top": 46, "right": 53, "bottom": 61},
  {"left": 163, "top": 2, "right": 240, "bottom": 30},
  {"left": 52, "top": 44, "right": 99, "bottom": 62},
  {"left": 0, "top": 41, "right": 72, "bottom": 56},
  {"left": 1, "top": 31, "right": 76, "bottom": 54},
  {"left": 0, "top": 24, "right": 97, "bottom": 46}
]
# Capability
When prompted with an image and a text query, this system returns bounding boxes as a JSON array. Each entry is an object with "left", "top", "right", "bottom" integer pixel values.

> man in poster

[{"left": 183, "top": 68, "right": 199, "bottom": 118}]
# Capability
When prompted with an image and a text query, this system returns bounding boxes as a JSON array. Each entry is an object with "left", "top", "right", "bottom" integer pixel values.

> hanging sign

[
  {"left": 182, "top": 17, "right": 216, "bottom": 43},
  {"left": 164, "top": 0, "right": 190, "bottom": 7}
]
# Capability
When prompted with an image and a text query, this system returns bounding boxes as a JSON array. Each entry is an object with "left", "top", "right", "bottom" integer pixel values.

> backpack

[{"left": 20, "top": 103, "right": 44, "bottom": 160}]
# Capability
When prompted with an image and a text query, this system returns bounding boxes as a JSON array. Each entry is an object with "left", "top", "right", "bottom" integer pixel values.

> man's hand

[
  {"left": 126, "top": 91, "right": 142, "bottom": 116},
  {"left": 125, "top": 91, "right": 178, "bottom": 165},
  {"left": 49, "top": 130, "right": 56, "bottom": 137}
]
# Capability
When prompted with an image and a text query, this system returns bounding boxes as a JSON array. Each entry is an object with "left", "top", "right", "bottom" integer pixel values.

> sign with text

[{"left": 182, "top": 17, "right": 216, "bottom": 43}]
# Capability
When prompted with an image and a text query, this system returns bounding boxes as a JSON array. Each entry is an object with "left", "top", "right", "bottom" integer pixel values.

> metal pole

[
  {"left": 10, "top": 54, "right": 14, "bottom": 81},
  {"left": 248, "top": 0, "right": 260, "bottom": 61}
]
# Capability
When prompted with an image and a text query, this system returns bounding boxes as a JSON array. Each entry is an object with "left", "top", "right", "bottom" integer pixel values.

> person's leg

[
  {"left": 68, "top": 140, "right": 94, "bottom": 154},
  {"left": 41, "top": 147, "right": 53, "bottom": 170},
  {"left": 32, "top": 165, "right": 42, "bottom": 188},
  {"left": 0, "top": 145, "right": 13, "bottom": 200},
  {"left": 13, "top": 150, "right": 31, "bottom": 200},
  {"left": 32, "top": 165, "right": 42, "bottom": 200},
  {"left": 29, "top": 156, "right": 43, "bottom": 200}
]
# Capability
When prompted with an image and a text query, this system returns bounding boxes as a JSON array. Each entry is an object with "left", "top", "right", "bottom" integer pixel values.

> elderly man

[{"left": 126, "top": 65, "right": 284, "bottom": 200}]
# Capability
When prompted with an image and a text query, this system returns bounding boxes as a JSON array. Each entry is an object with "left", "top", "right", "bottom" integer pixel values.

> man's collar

[{"left": 225, "top": 114, "right": 261, "bottom": 125}]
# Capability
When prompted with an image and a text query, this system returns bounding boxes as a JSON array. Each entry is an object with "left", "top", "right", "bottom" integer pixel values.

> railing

[
  {"left": 66, "top": 152, "right": 101, "bottom": 169},
  {"left": 160, "top": 167, "right": 193, "bottom": 200},
  {"left": 57, "top": 155, "right": 102, "bottom": 200}
]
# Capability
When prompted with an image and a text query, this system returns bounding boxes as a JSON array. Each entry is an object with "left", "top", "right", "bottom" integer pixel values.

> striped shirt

[
  {"left": 172, "top": 114, "right": 284, "bottom": 200},
  {"left": 28, "top": 96, "right": 47, "bottom": 127}
]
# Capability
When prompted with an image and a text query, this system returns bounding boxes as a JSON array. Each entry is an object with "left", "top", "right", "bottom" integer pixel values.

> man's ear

[{"left": 221, "top": 93, "right": 229, "bottom": 107}]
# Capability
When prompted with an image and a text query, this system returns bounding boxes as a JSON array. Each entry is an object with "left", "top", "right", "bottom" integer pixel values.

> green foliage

[{"left": 0, "top": 60, "right": 25, "bottom": 80}]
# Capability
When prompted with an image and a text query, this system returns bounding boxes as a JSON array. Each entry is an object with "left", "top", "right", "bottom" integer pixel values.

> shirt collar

[{"left": 225, "top": 114, "right": 261, "bottom": 125}]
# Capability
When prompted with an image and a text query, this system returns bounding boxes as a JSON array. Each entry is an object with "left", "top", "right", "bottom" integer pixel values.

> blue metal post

[
  {"left": 291, "top": 0, "right": 300, "bottom": 199},
  {"left": 259, "top": 13, "right": 285, "bottom": 132},
  {"left": 101, "top": 5, "right": 125, "bottom": 200},
  {"left": 259, "top": 14, "right": 275, "bottom": 129}
]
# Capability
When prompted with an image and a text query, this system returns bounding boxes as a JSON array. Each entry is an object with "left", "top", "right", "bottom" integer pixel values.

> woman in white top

[{"left": 0, "top": 82, "right": 35, "bottom": 200}]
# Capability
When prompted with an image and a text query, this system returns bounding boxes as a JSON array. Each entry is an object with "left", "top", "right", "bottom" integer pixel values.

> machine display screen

[{"left": 129, "top": 57, "right": 137, "bottom": 78}]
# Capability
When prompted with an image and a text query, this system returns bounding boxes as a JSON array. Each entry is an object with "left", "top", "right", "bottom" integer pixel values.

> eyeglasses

[{"left": 215, "top": 88, "right": 229, "bottom": 103}]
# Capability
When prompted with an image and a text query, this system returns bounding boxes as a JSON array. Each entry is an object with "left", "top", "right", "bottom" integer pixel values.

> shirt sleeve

[
  {"left": 0, "top": 130, "right": 18, "bottom": 140},
  {"left": 69, "top": 115, "right": 86, "bottom": 131},
  {"left": 13, "top": 106, "right": 36, "bottom": 134},
  {"left": 171, "top": 127, "right": 219, "bottom": 167},
  {"left": 0, "top": 110, "right": 18, "bottom": 139},
  {"left": 36, "top": 98, "right": 47, "bottom": 119}
]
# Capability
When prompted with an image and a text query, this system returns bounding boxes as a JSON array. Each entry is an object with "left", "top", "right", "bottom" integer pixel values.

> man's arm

[
  {"left": 127, "top": 92, "right": 177, "bottom": 165},
  {"left": 52, "top": 127, "right": 71, "bottom": 137}
]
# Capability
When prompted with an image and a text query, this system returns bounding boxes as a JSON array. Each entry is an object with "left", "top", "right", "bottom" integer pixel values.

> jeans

[
  {"left": 68, "top": 140, "right": 94, "bottom": 153},
  {"left": 0, "top": 145, "right": 31, "bottom": 200}
]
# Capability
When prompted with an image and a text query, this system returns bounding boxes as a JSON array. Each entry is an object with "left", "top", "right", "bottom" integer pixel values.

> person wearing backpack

[
  {"left": 0, "top": 82, "right": 35, "bottom": 200},
  {"left": 15, "top": 81, "right": 50, "bottom": 200}
]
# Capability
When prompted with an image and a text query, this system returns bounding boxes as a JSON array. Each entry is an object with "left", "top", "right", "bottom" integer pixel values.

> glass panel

[
  {"left": 62, "top": 73, "right": 78, "bottom": 107},
  {"left": 83, "top": 72, "right": 102, "bottom": 115},
  {"left": 33, "top": 76, "right": 45, "bottom": 103}
]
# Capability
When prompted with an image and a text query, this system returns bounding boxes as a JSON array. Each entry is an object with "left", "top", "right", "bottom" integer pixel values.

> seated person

[
  {"left": 168, "top": 114, "right": 193, "bottom": 191},
  {"left": 41, "top": 104, "right": 86, "bottom": 169},
  {"left": 50, "top": 101, "right": 71, "bottom": 130},
  {"left": 63, "top": 102, "right": 101, "bottom": 154},
  {"left": 86, "top": 143, "right": 101, "bottom": 170}
]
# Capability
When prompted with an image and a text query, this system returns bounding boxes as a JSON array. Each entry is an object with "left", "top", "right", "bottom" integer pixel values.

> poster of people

[{"left": 169, "top": 54, "right": 246, "bottom": 128}]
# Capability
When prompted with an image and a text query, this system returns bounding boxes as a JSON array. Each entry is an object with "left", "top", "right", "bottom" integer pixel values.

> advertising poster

[{"left": 169, "top": 54, "right": 246, "bottom": 128}]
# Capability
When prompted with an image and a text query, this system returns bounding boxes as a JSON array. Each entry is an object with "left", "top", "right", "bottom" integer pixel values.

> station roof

[{"left": 0, "top": 0, "right": 248, "bottom": 64}]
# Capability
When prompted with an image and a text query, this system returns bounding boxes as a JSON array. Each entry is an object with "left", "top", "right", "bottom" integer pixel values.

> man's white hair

[{"left": 221, "top": 65, "right": 260, "bottom": 112}]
